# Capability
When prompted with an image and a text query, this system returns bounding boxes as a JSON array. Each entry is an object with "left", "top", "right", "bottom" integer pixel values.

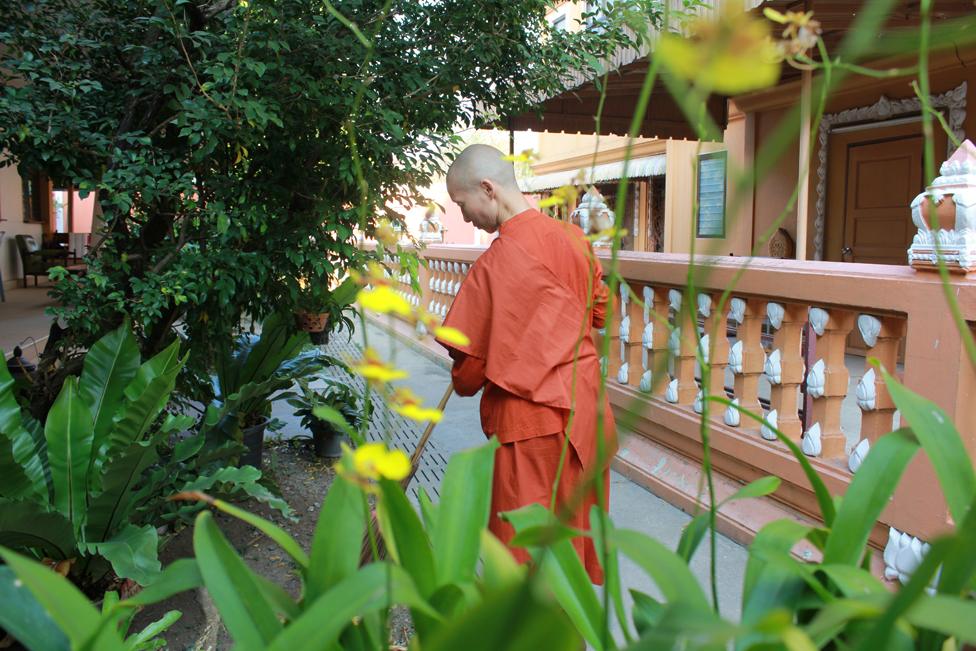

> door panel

[{"left": 842, "top": 135, "right": 923, "bottom": 265}]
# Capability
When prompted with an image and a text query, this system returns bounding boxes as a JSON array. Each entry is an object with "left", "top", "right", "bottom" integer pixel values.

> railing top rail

[{"left": 390, "top": 243, "right": 976, "bottom": 319}]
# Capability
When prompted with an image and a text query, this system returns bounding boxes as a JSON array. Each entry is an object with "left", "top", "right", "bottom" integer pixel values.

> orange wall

[
  {"left": 741, "top": 48, "right": 976, "bottom": 260},
  {"left": 751, "top": 106, "right": 800, "bottom": 255}
]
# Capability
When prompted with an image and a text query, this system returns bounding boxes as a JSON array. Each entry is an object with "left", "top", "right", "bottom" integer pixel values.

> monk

[{"left": 434, "top": 144, "right": 616, "bottom": 584}]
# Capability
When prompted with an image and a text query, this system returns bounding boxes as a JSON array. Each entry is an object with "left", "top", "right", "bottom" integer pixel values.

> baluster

[
  {"left": 592, "top": 279, "right": 609, "bottom": 375},
  {"left": 617, "top": 282, "right": 644, "bottom": 385},
  {"left": 695, "top": 293, "right": 730, "bottom": 415},
  {"left": 641, "top": 286, "right": 671, "bottom": 397},
  {"left": 606, "top": 283, "right": 625, "bottom": 384},
  {"left": 726, "top": 297, "right": 766, "bottom": 428},
  {"left": 671, "top": 289, "right": 698, "bottom": 405},
  {"left": 764, "top": 302, "right": 806, "bottom": 442},
  {"left": 853, "top": 315, "right": 906, "bottom": 468},
  {"left": 801, "top": 307, "right": 855, "bottom": 460}
]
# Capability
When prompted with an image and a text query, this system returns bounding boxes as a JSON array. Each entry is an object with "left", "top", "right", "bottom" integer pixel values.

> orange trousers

[{"left": 488, "top": 433, "right": 608, "bottom": 585}]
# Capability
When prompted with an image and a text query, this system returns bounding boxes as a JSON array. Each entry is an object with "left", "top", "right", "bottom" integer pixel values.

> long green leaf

[
  {"left": 614, "top": 527, "right": 711, "bottom": 611},
  {"left": 0, "top": 565, "right": 70, "bottom": 651},
  {"left": 0, "top": 358, "right": 45, "bottom": 498},
  {"left": 307, "top": 474, "right": 366, "bottom": 603},
  {"left": 193, "top": 511, "right": 282, "bottom": 649},
  {"left": 823, "top": 428, "right": 918, "bottom": 565},
  {"left": 422, "top": 580, "right": 581, "bottom": 651},
  {"left": 0, "top": 499, "right": 76, "bottom": 559},
  {"left": 126, "top": 610, "right": 181, "bottom": 648},
  {"left": 505, "top": 504, "right": 604, "bottom": 650},
  {"left": 265, "top": 563, "right": 439, "bottom": 651},
  {"left": 379, "top": 477, "right": 442, "bottom": 639},
  {"left": 739, "top": 520, "right": 811, "bottom": 643},
  {"left": 78, "top": 322, "right": 140, "bottom": 461},
  {"left": 432, "top": 439, "right": 498, "bottom": 587},
  {"left": 591, "top": 505, "right": 632, "bottom": 644},
  {"left": 378, "top": 478, "right": 436, "bottom": 595},
  {"left": 881, "top": 368, "right": 976, "bottom": 524},
  {"left": 905, "top": 593, "right": 976, "bottom": 643},
  {"left": 202, "top": 496, "right": 308, "bottom": 569},
  {"left": 102, "top": 349, "right": 182, "bottom": 463},
  {"left": 479, "top": 529, "right": 525, "bottom": 590},
  {"left": 0, "top": 547, "right": 126, "bottom": 649},
  {"left": 45, "top": 376, "right": 94, "bottom": 527}
]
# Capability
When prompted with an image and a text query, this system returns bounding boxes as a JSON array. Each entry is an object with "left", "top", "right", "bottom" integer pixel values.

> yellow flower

[
  {"left": 502, "top": 149, "right": 540, "bottom": 164},
  {"left": 588, "top": 227, "right": 628, "bottom": 243},
  {"left": 351, "top": 442, "right": 411, "bottom": 481},
  {"left": 433, "top": 325, "right": 470, "bottom": 347},
  {"left": 764, "top": 9, "right": 822, "bottom": 58},
  {"left": 357, "top": 285, "right": 412, "bottom": 316},
  {"left": 350, "top": 348, "right": 408, "bottom": 384},
  {"left": 389, "top": 387, "right": 443, "bottom": 424},
  {"left": 374, "top": 219, "right": 398, "bottom": 247},
  {"left": 657, "top": 8, "right": 781, "bottom": 95},
  {"left": 538, "top": 184, "right": 579, "bottom": 209}
]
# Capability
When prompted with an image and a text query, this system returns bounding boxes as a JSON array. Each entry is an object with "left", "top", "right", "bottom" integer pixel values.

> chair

[{"left": 15, "top": 234, "right": 68, "bottom": 287}]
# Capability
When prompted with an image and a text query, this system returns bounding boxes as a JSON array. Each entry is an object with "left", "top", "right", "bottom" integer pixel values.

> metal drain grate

[{"left": 322, "top": 334, "right": 447, "bottom": 503}]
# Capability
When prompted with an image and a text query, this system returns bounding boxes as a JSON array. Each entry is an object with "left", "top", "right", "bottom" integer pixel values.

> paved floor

[
  {"left": 274, "top": 320, "right": 751, "bottom": 630},
  {"left": 0, "top": 285, "right": 57, "bottom": 360}
]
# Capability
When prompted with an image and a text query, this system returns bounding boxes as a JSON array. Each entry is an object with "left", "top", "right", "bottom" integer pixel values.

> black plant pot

[
  {"left": 241, "top": 416, "right": 270, "bottom": 470},
  {"left": 311, "top": 423, "right": 345, "bottom": 458}
]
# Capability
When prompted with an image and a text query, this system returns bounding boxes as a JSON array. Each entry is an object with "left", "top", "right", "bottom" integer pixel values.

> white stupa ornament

[
  {"left": 908, "top": 140, "right": 976, "bottom": 272},
  {"left": 571, "top": 190, "right": 615, "bottom": 244}
]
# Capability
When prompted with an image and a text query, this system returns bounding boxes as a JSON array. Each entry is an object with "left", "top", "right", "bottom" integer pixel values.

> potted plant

[
  {"left": 295, "top": 276, "right": 360, "bottom": 345},
  {"left": 207, "top": 313, "right": 334, "bottom": 469},
  {"left": 286, "top": 377, "right": 372, "bottom": 458}
]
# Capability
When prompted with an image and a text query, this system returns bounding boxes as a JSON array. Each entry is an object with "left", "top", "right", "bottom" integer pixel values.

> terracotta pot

[
  {"left": 919, "top": 193, "right": 957, "bottom": 231},
  {"left": 296, "top": 311, "right": 329, "bottom": 333}
]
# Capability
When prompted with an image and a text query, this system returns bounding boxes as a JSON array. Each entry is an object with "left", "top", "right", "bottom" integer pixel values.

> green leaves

[
  {"left": 0, "top": 565, "right": 70, "bottom": 651},
  {"left": 431, "top": 438, "right": 498, "bottom": 587},
  {"left": 823, "top": 428, "right": 918, "bottom": 565},
  {"left": 0, "top": 358, "right": 44, "bottom": 499},
  {"left": 45, "top": 376, "right": 94, "bottom": 526},
  {"left": 193, "top": 511, "right": 284, "bottom": 648},
  {"left": 422, "top": 580, "right": 580, "bottom": 651},
  {"left": 505, "top": 504, "right": 605, "bottom": 649},
  {"left": 85, "top": 523, "right": 161, "bottom": 587},
  {"left": 78, "top": 320, "right": 139, "bottom": 455},
  {"left": 0, "top": 547, "right": 127, "bottom": 650},
  {"left": 880, "top": 366, "right": 976, "bottom": 523}
]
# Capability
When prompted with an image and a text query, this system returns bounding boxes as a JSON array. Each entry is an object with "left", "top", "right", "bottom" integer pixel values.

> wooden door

[{"left": 841, "top": 135, "right": 922, "bottom": 264}]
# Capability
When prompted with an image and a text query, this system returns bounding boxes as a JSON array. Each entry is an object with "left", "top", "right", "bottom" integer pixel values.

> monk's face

[{"left": 447, "top": 177, "right": 499, "bottom": 233}]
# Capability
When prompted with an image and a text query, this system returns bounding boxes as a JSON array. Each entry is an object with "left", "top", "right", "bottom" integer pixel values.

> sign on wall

[{"left": 697, "top": 150, "right": 727, "bottom": 239}]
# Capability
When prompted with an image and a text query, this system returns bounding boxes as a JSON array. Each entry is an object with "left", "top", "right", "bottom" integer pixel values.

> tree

[{"left": 0, "top": 0, "right": 640, "bottom": 400}]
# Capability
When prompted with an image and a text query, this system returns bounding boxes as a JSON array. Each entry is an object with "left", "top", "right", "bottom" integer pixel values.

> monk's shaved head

[
  {"left": 447, "top": 144, "right": 519, "bottom": 191},
  {"left": 446, "top": 144, "right": 531, "bottom": 233}
]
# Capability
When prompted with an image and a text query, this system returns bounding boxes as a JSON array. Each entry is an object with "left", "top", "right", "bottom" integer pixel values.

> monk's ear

[{"left": 480, "top": 179, "right": 495, "bottom": 199}]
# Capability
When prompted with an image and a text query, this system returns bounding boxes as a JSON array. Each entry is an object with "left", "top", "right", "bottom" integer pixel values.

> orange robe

[{"left": 435, "top": 209, "right": 617, "bottom": 584}]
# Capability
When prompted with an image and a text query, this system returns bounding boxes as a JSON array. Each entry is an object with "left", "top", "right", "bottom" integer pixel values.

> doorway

[{"left": 825, "top": 118, "right": 946, "bottom": 264}]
